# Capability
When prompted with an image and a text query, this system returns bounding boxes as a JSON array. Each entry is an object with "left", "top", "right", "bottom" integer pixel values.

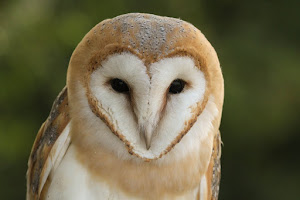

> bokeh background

[{"left": 1, "top": 0, "right": 299, "bottom": 199}]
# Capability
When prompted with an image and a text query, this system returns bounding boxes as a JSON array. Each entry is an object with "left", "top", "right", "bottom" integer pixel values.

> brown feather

[
  {"left": 26, "top": 87, "right": 70, "bottom": 200},
  {"left": 205, "top": 131, "right": 222, "bottom": 200}
]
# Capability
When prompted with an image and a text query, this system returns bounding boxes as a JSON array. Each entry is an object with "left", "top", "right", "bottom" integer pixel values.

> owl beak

[
  {"left": 145, "top": 131, "right": 152, "bottom": 150},
  {"left": 137, "top": 100, "right": 161, "bottom": 150},
  {"left": 143, "top": 124, "right": 153, "bottom": 150}
]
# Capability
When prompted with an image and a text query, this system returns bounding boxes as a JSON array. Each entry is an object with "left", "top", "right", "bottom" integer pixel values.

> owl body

[
  {"left": 27, "top": 13, "right": 223, "bottom": 200},
  {"left": 44, "top": 145, "right": 202, "bottom": 200}
]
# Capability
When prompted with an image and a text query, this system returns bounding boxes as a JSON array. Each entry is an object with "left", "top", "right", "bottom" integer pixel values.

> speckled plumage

[
  {"left": 27, "top": 13, "right": 224, "bottom": 200},
  {"left": 27, "top": 87, "right": 70, "bottom": 199}
]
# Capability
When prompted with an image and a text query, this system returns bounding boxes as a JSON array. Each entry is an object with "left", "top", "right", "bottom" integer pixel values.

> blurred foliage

[{"left": 0, "top": 0, "right": 300, "bottom": 199}]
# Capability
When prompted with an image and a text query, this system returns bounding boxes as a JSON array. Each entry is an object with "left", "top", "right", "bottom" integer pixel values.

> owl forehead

[
  {"left": 70, "top": 13, "right": 220, "bottom": 94},
  {"left": 85, "top": 13, "right": 201, "bottom": 64}
]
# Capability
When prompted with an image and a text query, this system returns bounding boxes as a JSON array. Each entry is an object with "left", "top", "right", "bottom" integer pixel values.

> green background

[{"left": 1, "top": 0, "right": 299, "bottom": 199}]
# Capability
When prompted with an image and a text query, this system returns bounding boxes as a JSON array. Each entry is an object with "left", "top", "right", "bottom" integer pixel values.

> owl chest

[{"left": 43, "top": 145, "right": 201, "bottom": 200}]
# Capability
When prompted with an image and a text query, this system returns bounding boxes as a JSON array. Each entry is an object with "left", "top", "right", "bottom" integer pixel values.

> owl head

[{"left": 67, "top": 13, "right": 224, "bottom": 162}]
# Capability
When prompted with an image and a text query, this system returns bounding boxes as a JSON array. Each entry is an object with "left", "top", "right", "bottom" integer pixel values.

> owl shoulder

[
  {"left": 205, "top": 130, "right": 222, "bottom": 200},
  {"left": 26, "top": 86, "right": 71, "bottom": 200}
]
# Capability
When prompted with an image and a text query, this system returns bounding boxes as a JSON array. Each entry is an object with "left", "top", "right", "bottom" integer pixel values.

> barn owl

[{"left": 27, "top": 13, "right": 224, "bottom": 200}]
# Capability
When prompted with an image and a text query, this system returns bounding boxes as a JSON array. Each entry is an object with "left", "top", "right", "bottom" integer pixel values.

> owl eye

[
  {"left": 169, "top": 79, "right": 186, "bottom": 94},
  {"left": 110, "top": 78, "right": 129, "bottom": 93}
]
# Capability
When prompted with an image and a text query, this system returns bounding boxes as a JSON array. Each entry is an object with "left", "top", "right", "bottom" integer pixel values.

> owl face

[
  {"left": 67, "top": 13, "right": 223, "bottom": 161},
  {"left": 87, "top": 52, "right": 207, "bottom": 160}
]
